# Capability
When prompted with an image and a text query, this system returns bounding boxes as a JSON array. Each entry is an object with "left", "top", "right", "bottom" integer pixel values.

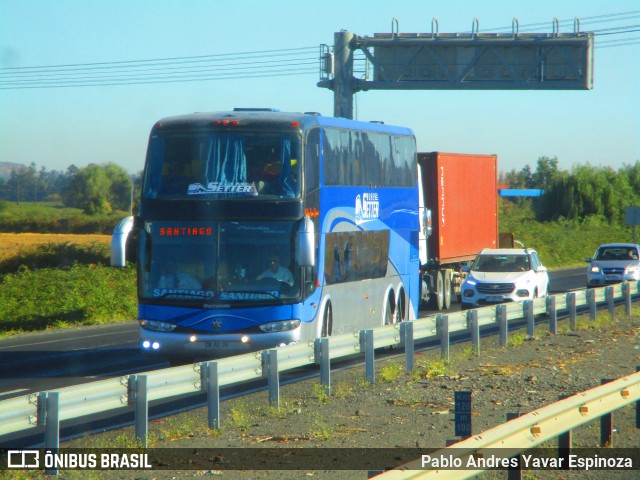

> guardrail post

[
  {"left": 506, "top": 412, "right": 522, "bottom": 480},
  {"left": 468, "top": 309, "right": 480, "bottom": 356},
  {"left": 558, "top": 394, "right": 571, "bottom": 469},
  {"left": 605, "top": 286, "right": 615, "bottom": 319},
  {"left": 547, "top": 295, "right": 557, "bottom": 335},
  {"left": 623, "top": 283, "right": 632, "bottom": 317},
  {"left": 128, "top": 374, "right": 148, "bottom": 448},
  {"left": 43, "top": 392, "right": 60, "bottom": 475},
  {"left": 637, "top": 366, "right": 640, "bottom": 429},
  {"left": 202, "top": 361, "right": 220, "bottom": 431},
  {"left": 266, "top": 349, "right": 280, "bottom": 408},
  {"left": 361, "top": 329, "right": 375, "bottom": 384},
  {"left": 497, "top": 305, "right": 508, "bottom": 347},
  {"left": 567, "top": 292, "right": 577, "bottom": 330},
  {"left": 314, "top": 338, "right": 331, "bottom": 396},
  {"left": 400, "top": 322, "right": 414, "bottom": 372},
  {"left": 587, "top": 288, "right": 597, "bottom": 321},
  {"left": 600, "top": 378, "right": 613, "bottom": 447},
  {"left": 524, "top": 300, "right": 535, "bottom": 338},
  {"left": 437, "top": 315, "right": 449, "bottom": 361}
]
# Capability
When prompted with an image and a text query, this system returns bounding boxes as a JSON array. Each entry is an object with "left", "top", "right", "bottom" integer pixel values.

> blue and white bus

[{"left": 112, "top": 109, "right": 420, "bottom": 361}]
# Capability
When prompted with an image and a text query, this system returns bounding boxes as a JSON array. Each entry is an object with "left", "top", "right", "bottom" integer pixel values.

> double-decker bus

[{"left": 112, "top": 108, "right": 420, "bottom": 362}]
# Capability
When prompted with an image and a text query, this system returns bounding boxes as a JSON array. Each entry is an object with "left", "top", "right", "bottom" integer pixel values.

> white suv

[
  {"left": 586, "top": 243, "right": 640, "bottom": 288},
  {"left": 461, "top": 248, "right": 549, "bottom": 310}
]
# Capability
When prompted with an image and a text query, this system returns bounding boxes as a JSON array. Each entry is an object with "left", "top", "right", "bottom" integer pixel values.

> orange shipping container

[{"left": 417, "top": 152, "right": 498, "bottom": 265}]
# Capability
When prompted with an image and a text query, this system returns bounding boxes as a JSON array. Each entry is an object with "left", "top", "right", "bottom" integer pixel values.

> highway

[{"left": 0, "top": 267, "right": 586, "bottom": 399}]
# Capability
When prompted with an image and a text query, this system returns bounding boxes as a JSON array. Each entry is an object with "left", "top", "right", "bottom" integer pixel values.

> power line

[
  {"left": 0, "top": 46, "right": 319, "bottom": 72},
  {"left": 0, "top": 68, "right": 319, "bottom": 90},
  {"left": 0, "top": 48, "right": 321, "bottom": 89}
]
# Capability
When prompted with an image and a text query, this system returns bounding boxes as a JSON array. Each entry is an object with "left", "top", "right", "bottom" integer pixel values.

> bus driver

[{"left": 257, "top": 254, "right": 294, "bottom": 286}]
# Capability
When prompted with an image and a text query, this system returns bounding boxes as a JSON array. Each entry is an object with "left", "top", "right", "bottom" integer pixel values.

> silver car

[{"left": 586, "top": 243, "right": 640, "bottom": 287}]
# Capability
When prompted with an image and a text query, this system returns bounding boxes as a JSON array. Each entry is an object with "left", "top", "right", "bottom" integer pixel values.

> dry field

[{"left": 0, "top": 233, "right": 111, "bottom": 260}]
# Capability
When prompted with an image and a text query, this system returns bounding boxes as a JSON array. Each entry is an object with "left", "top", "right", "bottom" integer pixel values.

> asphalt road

[{"left": 0, "top": 267, "right": 586, "bottom": 399}]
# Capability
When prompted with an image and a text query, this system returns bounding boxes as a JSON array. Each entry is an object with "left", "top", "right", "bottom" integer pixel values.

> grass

[
  {"left": 0, "top": 263, "right": 136, "bottom": 335},
  {"left": 379, "top": 361, "right": 404, "bottom": 383},
  {"left": 0, "top": 233, "right": 112, "bottom": 262},
  {"left": 509, "top": 332, "right": 528, "bottom": 347},
  {"left": 412, "top": 357, "right": 455, "bottom": 381},
  {"left": 229, "top": 403, "right": 252, "bottom": 431},
  {"left": 0, "top": 239, "right": 136, "bottom": 336},
  {"left": 309, "top": 416, "right": 334, "bottom": 441},
  {"left": 0, "top": 201, "right": 126, "bottom": 234},
  {"left": 333, "top": 381, "right": 356, "bottom": 400}
]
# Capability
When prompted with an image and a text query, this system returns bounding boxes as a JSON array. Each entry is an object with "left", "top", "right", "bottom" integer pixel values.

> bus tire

[
  {"left": 384, "top": 291, "right": 396, "bottom": 325},
  {"left": 395, "top": 288, "right": 406, "bottom": 323},
  {"left": 321, "top": 301, "right": 333, "bottom": 337}
]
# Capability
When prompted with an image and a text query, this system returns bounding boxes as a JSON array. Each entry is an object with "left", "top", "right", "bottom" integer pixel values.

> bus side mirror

[
  {"left": 111, "top": 216, "right": 135, "bottom": 267},
  {"left": 296, "top": 216, "right": 315, "bottom": 267}
]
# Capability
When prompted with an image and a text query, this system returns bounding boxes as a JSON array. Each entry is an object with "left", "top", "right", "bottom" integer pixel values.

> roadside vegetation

[
  {"left": 0, "top": 201, "right": 126, "bottom": 234},
  {"left": 0, "top": 239, "right": 136, "bottom": 336}
]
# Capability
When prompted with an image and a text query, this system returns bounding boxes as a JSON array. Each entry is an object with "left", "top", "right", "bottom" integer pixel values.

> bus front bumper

[{"left": 139, "top": 328, "right": 302, "bottom": 359}]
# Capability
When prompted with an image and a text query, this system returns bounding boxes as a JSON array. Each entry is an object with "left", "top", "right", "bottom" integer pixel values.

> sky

[{"left": 1, "top": 0, "right": 639, "bottom": 176}]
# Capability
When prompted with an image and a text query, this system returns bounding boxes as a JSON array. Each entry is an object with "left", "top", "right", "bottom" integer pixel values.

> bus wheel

[
  {"left": 394, "top": 288, "right": 406, "bottom": 323},
  {"left": 429, "top": 271, "right": 445, "bottom": 311},
  {"left": 384, "top": 292, "right": 396, "bottom": 325},
  {"left": 321, "top": 301, "right": 333, "bottom": 337},
  {"left": 443, "top": 271, "right": 452, "bottom": 310}
]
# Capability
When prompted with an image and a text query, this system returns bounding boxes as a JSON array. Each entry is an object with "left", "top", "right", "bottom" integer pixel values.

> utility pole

[{"left": 333, "top": 31, "right": 356, "bottom": 119}]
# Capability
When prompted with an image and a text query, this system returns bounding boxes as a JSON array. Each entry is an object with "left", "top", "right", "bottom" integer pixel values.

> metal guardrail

[
  {"left": 0, "top": 282, "right": 638, "bottom": 450},
  {"left": 373, "top": 369, "right": 640, "bottom": 479}
]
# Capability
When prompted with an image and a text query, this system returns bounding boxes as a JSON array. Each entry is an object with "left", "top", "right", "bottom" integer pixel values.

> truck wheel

[
  {"left": 443, "top": 271, "right": 452, "bottom": 310},
  {"left": 429, "top": 271, "right": 445, "bottom": 311}
]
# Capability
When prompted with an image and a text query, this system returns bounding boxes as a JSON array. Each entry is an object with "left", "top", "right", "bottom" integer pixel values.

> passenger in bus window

[
  {"left": 158, "top": 258, "right": 202, "bottom": 289},
  {"left": 257, "top": 254, "right": 294, "bottom": 286}
]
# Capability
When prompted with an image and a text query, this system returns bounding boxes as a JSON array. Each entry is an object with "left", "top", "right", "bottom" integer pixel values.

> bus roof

[{"left": 153, "top": 109, "right": 415, "bottom": 136}]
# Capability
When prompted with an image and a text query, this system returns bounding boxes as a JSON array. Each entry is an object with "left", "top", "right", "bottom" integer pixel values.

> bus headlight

[
  {"left": 258, "top": 320, "right": 301, "bottom": 333},
  {"left": 139, "top": 319, "right": 177, "bottom": 332}
]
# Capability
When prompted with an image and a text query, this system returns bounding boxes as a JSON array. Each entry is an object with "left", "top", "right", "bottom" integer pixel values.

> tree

[
  {"left": 532, "top": 156, "right": 559, "bottom": 190},
  {"left": 538, "top": 163, "right": 638, "bottom": 223},
  {"left": 61, "top": 163, "right": 132, "bottom": 215}
]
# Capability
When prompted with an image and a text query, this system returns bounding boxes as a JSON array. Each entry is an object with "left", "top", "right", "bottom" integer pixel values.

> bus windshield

[
  {"left": 143, "top": 130, "right": 301, "bottom": 199},
  {"left": 139, "top": 220, "right": 300, "bottom": 305}
]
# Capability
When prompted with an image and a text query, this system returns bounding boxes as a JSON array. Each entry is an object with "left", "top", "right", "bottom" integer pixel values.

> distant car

[
  {"left": 460, "top": 248, "right": 549, "bottom": 310},
  {"left": 585, "top": 243, "right": 640, "bottom": 288}
]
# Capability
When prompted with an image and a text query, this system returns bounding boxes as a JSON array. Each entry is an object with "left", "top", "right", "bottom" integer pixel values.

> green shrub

[
  {"left": 0, "top": 264, "right": 137, "bottom": 334},
  {"left": 0, "top": 242, "right": 110, "bottom": 274},
  {"left": 0, "top": 201, "right": 126, "bottom": 233}
]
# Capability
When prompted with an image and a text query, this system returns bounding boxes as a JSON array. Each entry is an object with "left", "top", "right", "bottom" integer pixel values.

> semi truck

[{"left": 417, "top": 152, "right": 499, "bottom": 311}]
